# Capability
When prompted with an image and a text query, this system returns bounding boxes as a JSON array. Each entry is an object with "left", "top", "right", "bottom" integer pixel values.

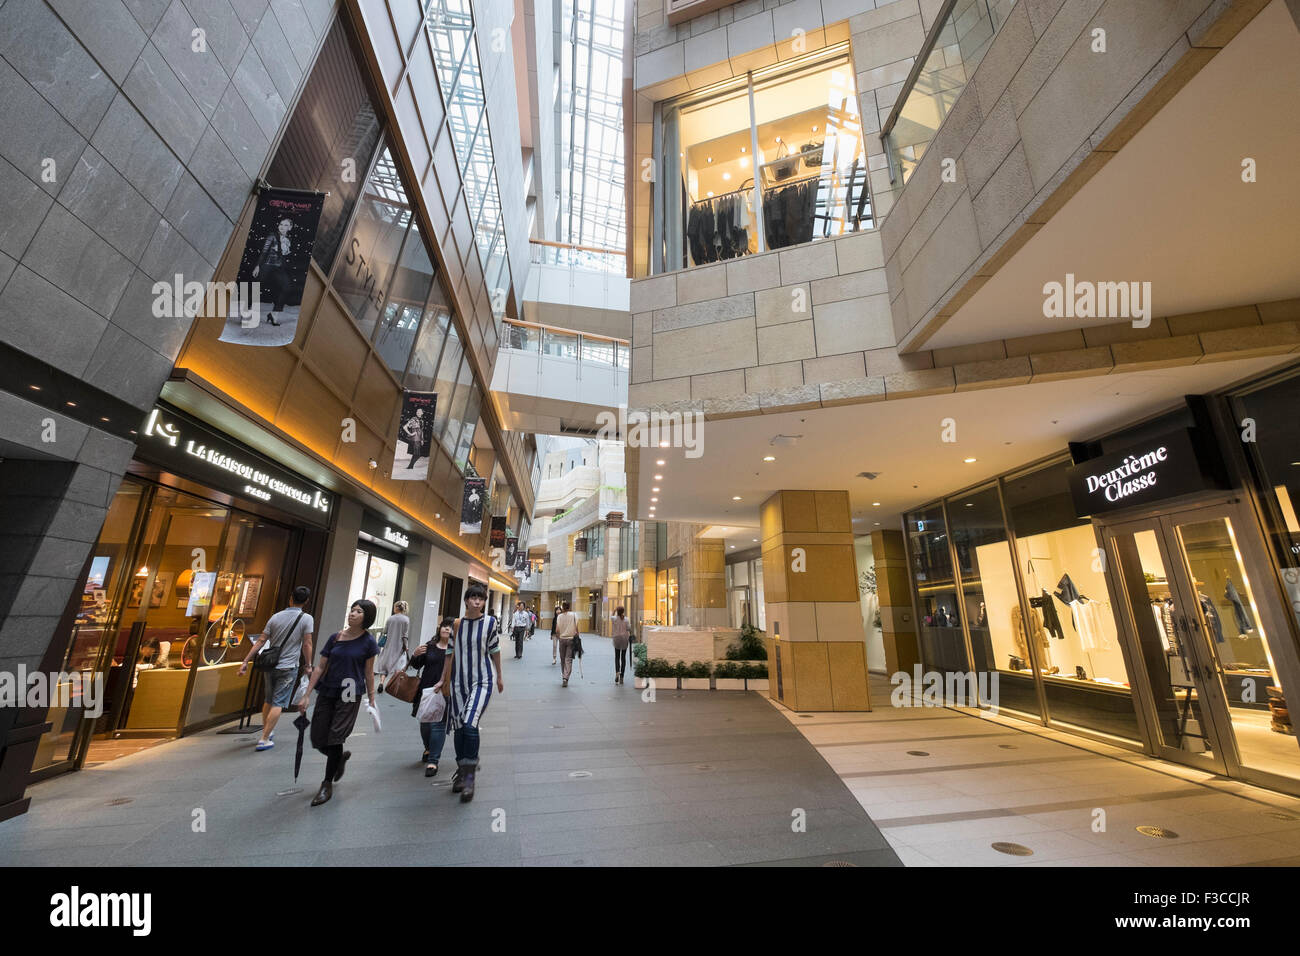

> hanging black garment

[
  {"left": 686, "top": 203, "right": 708, "bottom": 265},
  {"left": 699, "top": 199, "right": 717, "bottom": 263},
  {"left": 1030, "top": 591, "right": 1065, "bottom": 640}
]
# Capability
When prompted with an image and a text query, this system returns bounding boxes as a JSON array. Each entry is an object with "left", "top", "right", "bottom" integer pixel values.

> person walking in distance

[
  {"left": 611, "top": 606, "right": 631, "bottom": 685},
  {"left": 409, "top": 618, "right": 453, "bottom": 777},
  {"left": 510, "top": 600, "right": 530, "bottom": 659},
  {"left": 550, "top": 602, "right": 563, "bottom": 665},
  {"left": 554, "top": 601, "right": 580, "bottom": 688},
  {"left": 375, "top": 600, "right": 410, "bottom": 691},
  {"left": 528, "top": 607, "right": 536, "bottom": 641},
  {"left": 239, "top": 585, "right": 314, "bottom": 751},
  {"left": 296, "top": 599, "right": 378, "bottom": 806},
  {"left": 432, "top": 583, "right": 502, "bottom": 801}
]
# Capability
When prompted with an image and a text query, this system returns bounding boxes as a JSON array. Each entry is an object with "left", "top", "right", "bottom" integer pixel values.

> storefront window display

[
  {"left": 947, "top": 485, "right": 1041, "bottom": 718},
  {"left": 1232, "top": 371, "right": 1300, "bottom": 629},
  {"left": 350, "top": 548, "right": 402, "bottom": 636},
  {"left": 656, "top": 566, "right": 679, "bottom": 625},
  {"left": 1004, "top": 460, "right": 1140, "bottom": 742},
  {"left": 906, "top": 503, "right": 968, "bottom": 692},
  {"left": 657, "top": 46, "right": 871, "bottom": 273}
]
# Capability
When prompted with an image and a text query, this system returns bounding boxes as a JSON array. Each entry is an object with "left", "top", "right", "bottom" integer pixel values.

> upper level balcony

[
  {"left": 490, "top": 318, "right": 631, "bottom": 434},
  {"left": 523, "top": 241, "right": 632, "bottom": 341}
]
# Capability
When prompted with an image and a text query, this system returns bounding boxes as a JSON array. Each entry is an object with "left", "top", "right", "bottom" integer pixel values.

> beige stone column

[
  {"left": 540, "top": 591, "right": 555, "bottom": 631},
  {"left": 685, "top": 536, "right": 727, "bottom": 627},
  {"left": 760, "top": 491, "right": 870, "bottom": 710},
  {"left": 872, "top": 528, "right": 919, "bottom": 677}
]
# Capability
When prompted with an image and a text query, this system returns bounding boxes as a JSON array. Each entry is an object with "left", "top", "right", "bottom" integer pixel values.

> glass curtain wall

[
  {"left": 658, "top": 46, "right": 871, "bottom": 273},
  {"left": 906, "top": 503, "right": 967, "bottom": 694}
]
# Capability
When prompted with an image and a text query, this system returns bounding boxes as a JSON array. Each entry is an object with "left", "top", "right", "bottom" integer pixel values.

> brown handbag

[{"left": 384, "top": 652, "right": 420, "bottom": 703}]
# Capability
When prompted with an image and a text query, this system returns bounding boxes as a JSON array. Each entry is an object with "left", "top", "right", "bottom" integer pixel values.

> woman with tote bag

[{"left": 408, "top": 618, "right": 453, "bottom": 777}]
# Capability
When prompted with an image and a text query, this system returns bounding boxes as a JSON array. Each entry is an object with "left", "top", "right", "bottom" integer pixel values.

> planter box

[
  {"left": 679, "top": 678, "right": 711, "bottom": 690},
  {"left": 633, "top": 677, "right": 648, "bottom": 689},
  {"left": 714, "top": 678, "right": 746, "bottom": 691},
  {"left": 745, "top": 679, "right": 770, "bottom": 691}
]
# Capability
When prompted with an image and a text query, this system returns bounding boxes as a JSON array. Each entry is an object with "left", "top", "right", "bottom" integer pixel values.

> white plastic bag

[
  {"left": 290, "top": 674, "right": 310, "bottom": 707},
  {"left": 416, "top": 688, "right": 446, "bottom": 723},
  {"left": 366, "top": 701, "right": 382, "bottom": 733}
]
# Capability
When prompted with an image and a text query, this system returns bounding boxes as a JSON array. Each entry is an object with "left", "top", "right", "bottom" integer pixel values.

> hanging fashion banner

[
  {"left": 490, "top": 516, "right": 507, "bottom": 549},
  {"left": 393, "top": 390, "right": 436, "bottom": 480},
  {"left": 219, "top": 188, "right": 325, "bottom": 347},
  {"left": 505, "top": 536, "right": 517, "bottom": 566},
  {"left": 460, "top": 477, "right": 486, "bottom": 535},
  {"left": 515, "top": 551, "right": 528, "bottom": 573}
]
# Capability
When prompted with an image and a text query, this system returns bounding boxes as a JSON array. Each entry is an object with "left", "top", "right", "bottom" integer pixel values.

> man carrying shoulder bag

[{"left": 239, "top": 586, "right": 315, "bottom": 752}]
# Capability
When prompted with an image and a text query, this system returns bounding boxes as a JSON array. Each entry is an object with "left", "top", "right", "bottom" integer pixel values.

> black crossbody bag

[{"left": 254, "top": 609, "right": 306, "bottom": 673}]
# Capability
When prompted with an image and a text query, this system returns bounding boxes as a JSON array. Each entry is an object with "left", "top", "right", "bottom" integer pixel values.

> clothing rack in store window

[{"left": 692, "top": 179, "right": 754, "bottom": 205}]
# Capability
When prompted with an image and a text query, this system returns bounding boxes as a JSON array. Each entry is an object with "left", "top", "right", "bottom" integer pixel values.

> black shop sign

[{"left": 1066, "top": 428, "right": 1225, "bottom": 517}]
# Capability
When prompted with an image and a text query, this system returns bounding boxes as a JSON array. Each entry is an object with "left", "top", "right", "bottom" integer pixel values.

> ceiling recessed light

[
  {"left": 874, "top": 521, "right": 880, "bottom": 526},
  {"left": 28, "top": 384, "right": 40, "bottom": 391},
  {"left": 652, "top": 487, "right": 660, "bottom": 492},
  {"left": 872, "top": 501, "right": 880, "bottom": 507},
  {"left": 659, "top": 440, "right": 670, "bottom": 447},
  {"left": 740, "top": 146, "right": 746, "bottom": 153},
  {"left": 706, "top": 191, "right": 714, "bottom": 197},
  {"left": 706, "top": 156, "right": 713, "bottom": 163},
  {"left": 656, "top": 459, "right": 666, "bottom": 465},
  {"left": 100, "top": 417, "right": 110, "bottom": 422},
  {"left": 65, "top": 401, "right": 76, "bottom": 407},
  {"left": 722, "top": 172, "right": 731, "bottom": 181},
  {"left": 651, "top": 497, "right": 658, "bottom": 502},
  {"left": 964, "top": 457, "right": 977, "bottom": 463},
  {"left": 730, "top": 545, "right": 735, "bottom": 549},
  {"left": 763, "top": 455, "right": 775, "bottom": 462},
  {"left": 732, "top": 496, "right": 742, "bottom": 501},
  {"left": 752, "top": 538, "right": 757, "bottom": 542},
  {"left": 965, "top": 502, "right": 974, "bottom": 507},
  {"left": 654, "top": 474, "right": 663, "bottom": 480}
]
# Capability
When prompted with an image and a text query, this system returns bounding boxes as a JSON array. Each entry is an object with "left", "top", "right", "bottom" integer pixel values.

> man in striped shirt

[{"left": 433, "top": 582, "right": 503, "bottom": 802}]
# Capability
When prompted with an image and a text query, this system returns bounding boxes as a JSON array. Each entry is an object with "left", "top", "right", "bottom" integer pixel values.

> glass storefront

[
  {"left": 657, "top": 45, "right": 872, "bottom": 273},
  {"left": 655, "top": 566, "right": 679, "bottom": 625},
  {"left": 902, "top": 372, "right": 1300, "bottom": 793},
  {"left": 725, "top": 555, "right": 766, "bottom": 630},
  {"left": 31, "top": 475, "right": 306, "bottom": 774},
  {"left": 350, "top": 547, "right": 403, "bottom": 636}
]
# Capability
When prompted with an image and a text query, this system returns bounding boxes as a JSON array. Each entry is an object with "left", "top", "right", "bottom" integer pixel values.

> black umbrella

[{"left": 292, "top": 712, "right": 311, "bottom": 781}]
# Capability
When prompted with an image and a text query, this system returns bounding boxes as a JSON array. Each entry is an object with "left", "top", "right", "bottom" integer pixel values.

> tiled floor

[
  {"left": 769, "top": 675, "right": 1300, "bottom": 866},
  {"left": 0, "top": 633, "right": 897, "bottom": 867}
]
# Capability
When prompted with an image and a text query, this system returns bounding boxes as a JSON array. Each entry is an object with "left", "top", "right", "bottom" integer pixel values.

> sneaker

[{"left": 255, "top": 739, "right": 274, "bottom": 751}]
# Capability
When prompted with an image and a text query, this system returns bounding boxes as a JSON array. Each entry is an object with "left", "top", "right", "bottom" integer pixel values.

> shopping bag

[
  {"left": 416, "top": 687, "right": 446, "bottom": 723},
  {"left": 366, "top": 701, "right": 382, "bottom": 733}
]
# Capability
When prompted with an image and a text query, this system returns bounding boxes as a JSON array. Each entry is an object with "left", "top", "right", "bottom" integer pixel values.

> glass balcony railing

[
  {"left": 530, "top": 240, "right": 626, "bottom": 274},
  {"left": 882, "top": 0, "right": 1019, "bottom": 186},
  {"left": 502, "top": 320, "right": 631, "bottom": 369}
]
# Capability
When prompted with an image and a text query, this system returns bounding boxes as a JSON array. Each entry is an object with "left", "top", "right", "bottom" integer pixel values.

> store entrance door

[{"left": 1105, "top": 500, "right": 1300, "bottom": 789}]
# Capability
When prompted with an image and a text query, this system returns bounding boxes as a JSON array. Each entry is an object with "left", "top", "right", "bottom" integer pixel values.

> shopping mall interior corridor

[{"left": 5, "top": 635, "right": 1300, "bottom": 867}]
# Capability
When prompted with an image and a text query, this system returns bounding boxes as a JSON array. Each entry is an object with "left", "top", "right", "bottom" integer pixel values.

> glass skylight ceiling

[
  {"left": 423, "top": 0, "right": 510, "bottom": 312},
  {"left": 559, "top": 0, "right": 626, "bottom": 253}
]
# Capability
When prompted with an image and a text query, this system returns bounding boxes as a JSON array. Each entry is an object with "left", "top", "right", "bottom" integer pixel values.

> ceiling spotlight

[
  {"left": 66, "top": 401, "right": 77, "bottom": 407},
  {"left": 707, "top": 191, "right": 714, "bottom": 197},
  {"left": 740, "top": 157, "right": 749, "bottom": 168},
  {"left": 740, "top": 146, "right": 746, "bottom": 153},
  {"left": 752, "top": 538, "right": 757, "bottom": 542},
  {"left": 964, "top": 457, "right": 977, "bottom": 463},
  {"left": 659, "top": 440, "right": 670, "bottom": 447},
  {"left": 732, "top": 496, "right": 742, "bottom": 500},
  {"left": 706, "top": 156, "right": 713, "bottom": 163},
  {"left": 368, "top": 458, "right": 378, "bottom": 469},
  {"left": 775, "top": 136, "right": 782, "bottom": 144},
  {"left": 965, "top": 502, "right": 975, "bottom": 507},
  {"left": 763, "top": 455, "right": 776, "bottom": 462},
  {"left": 436, "top": 513, "right": 441, "bottom": 519},
  {"left": 730, "top": 545, "right": 735, "bottom": 549},
  {"left": 654, "top": 474, "right": 663, "bottom": 480},
  {"left": 722, "top": 172, "right": 731, "bottom": 181},
  {"left": 656, "top": 459, "right": 666, "bottom": 465},
  {"left": 811, "top": 125, "right": 818, "bottom": 132},
  {"left": 28, "top": 384, "right": 40, "bottom": 391},
  {"left": 652, "top": 487, "right": 660, "bottom": 492},
  {"left": 872, "top": 502, "right": 880, "bottom": 507},
  {"left": 651, "top": 497, "right": 658, "bottom": 502}
]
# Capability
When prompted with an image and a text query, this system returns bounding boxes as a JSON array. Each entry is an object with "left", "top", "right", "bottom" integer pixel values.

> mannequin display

[{"left": 1224, "top": 578, "right": 1254, "bottom": 636}]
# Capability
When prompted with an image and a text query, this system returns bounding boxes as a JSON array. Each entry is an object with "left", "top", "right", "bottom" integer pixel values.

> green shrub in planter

[
  {"left": 673, "top": 660, "right": 689, "bottom": 678},
  {"left": 714, "top": 661, "right": 739, "bottom": 679},
  {"left": 740, "top": 662, "right": 768, "bottom": 680},
  {"left": 687, "top": 660, "right": 711, "bottom": 679},
  {"left": 642, "top": 658, "right": 674, "bottom": 678},
  {"left": 632, "top": 642, "right": 648, "bottom": 667}
]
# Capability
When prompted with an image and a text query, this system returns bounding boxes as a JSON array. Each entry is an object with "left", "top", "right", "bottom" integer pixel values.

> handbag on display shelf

[{"left": 383, "top": 652, "right": 420, "bottom": 703}]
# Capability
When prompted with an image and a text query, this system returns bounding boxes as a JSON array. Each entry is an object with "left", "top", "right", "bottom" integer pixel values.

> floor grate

[
  {"left": 907, "top": 750, "right": 929, "bottom": 756},
  {"left": 1136, "top": 825, "right": 1179, "bottom": 839},
  {"left": 822, "top": 860, "right": 858, "bottom": 867},
  {"left": 991, "top": 842, "right": 1033, "bottom": 856}
]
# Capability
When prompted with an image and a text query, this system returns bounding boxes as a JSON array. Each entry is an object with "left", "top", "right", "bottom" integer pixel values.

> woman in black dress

[
  {"left": 251, "top": 217, "right": 295, "bottom": 325},
  {"left": 401, "top": 406, "right": 429, "bottom": 472},
  {"left": 297, "top": 599, "right": 378, "bottom": 806},
  {"left": 409, "top": 618, "right": 453, "bottom": 777}
]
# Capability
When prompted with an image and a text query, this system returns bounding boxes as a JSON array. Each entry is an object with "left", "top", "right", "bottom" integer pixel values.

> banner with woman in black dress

[
  {"left": 393, "top": 390, "right": 436, "bottom": 480},
  {"left": 220, "top": 188, "right": 324, "bottom": 347}
]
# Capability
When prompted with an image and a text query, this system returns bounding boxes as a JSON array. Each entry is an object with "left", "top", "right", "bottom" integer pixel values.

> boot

[
  {"left": 460, "top": 764, "right": 477, "bottom": 802},
  {"left": 451, "top": 768, "right": 465, "bottom": 793},
  {"left": 311, "top": 781, "right": 332, "bottom": 806},
  {"left": 332, "top": 750, "right": 351, "bottom": 782}
]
